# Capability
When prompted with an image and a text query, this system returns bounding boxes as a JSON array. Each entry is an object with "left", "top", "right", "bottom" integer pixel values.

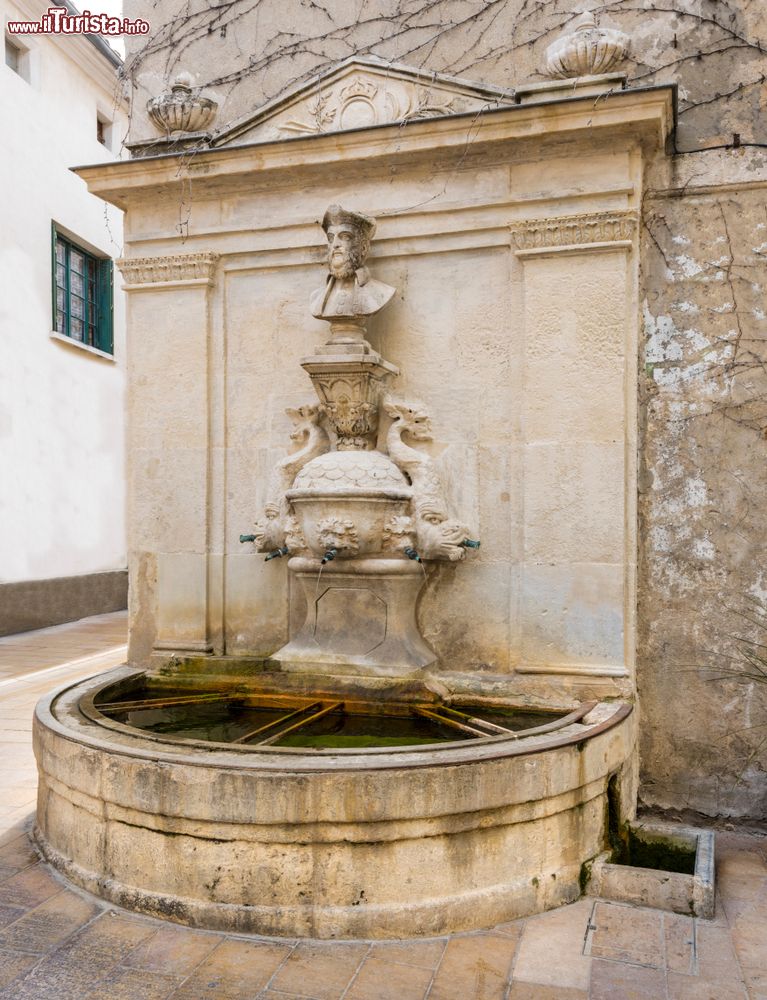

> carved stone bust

[{"left": 310, "top": 204, "right": 395, "bottom": 339}]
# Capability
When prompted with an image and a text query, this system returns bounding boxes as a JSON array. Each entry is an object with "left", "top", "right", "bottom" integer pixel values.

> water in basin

[{"left": 95, "top": 687, "right": 563, "bottom": 749}]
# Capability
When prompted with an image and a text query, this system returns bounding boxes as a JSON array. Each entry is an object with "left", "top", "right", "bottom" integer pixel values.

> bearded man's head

[{"left": 321, "top": 205, "right": 376, "bottom": 279}]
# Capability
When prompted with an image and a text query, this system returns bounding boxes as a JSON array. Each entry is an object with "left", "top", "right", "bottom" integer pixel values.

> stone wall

[
  {"left": 639, "top": 159, "right": 767, "bottom": 820},
  {"left": 121, "top": 1, "right": 767, "bottom": 821}
]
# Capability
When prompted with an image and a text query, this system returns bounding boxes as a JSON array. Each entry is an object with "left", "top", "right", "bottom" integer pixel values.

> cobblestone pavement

[{"left": 0, "top": 613, "right": 764, "bottom": 999}]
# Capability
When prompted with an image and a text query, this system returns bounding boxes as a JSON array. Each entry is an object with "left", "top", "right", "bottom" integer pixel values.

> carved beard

[{"left": 327, "top": 242, "right": 366, "bottom": 279}]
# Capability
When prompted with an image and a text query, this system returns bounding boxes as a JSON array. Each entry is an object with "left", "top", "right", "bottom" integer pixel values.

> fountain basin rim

[{"left": 39, "top": 667, "right": 633, "bottom": 773}]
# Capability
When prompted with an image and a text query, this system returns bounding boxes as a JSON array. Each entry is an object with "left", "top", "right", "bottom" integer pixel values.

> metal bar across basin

[
  {"left": 253, "top": 701, "right": 344, "bottom": 747},
  {"left": 438, "top": 705, "right": 515, "bottom": 735},
  {"left": 98, "top": 693, "right": 236, "bottom": 713},
  {"left": 237, "top": 702, "right": 323, "bottom": 744},
  {"left": 413, "top": 706, "right": 489, "bottom": 738}
]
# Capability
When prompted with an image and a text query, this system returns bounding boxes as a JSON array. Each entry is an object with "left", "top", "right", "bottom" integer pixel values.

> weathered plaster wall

[
  {"left": 120, "top": 0, "right": 767, "bottom": 820},
  {"left": 639, "top": 160, "right": 767, "bottom": 820}
]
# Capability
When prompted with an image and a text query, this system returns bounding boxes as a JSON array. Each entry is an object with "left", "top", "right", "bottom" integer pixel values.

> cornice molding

[
  {"left": 117, "top": 252, "right": 220, "bottom": 286},
  {"left": 510, "top": 210, "right": 637, "bottom": 252},
  {"left": 73, "top": 87, "right": 675, "bottom": 212}
]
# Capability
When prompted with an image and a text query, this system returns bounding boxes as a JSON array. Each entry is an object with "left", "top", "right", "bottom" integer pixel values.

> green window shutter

[
  {"left": 96, "top": 258, "right": 114, "bottom": 354},
  {"left": 51, "top": 222, "right": 57, "bottom": 333}
]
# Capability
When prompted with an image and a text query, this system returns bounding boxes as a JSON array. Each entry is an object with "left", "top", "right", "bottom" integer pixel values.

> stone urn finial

[
  {"left": 147, "top": 72, "right": 218, "bottom": 134},
  {"left": 542, "top": 10, "right": 630, "bottom": 79}
]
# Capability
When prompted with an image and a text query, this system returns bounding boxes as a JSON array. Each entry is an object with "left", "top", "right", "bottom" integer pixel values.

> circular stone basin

[{"left": 34, "top": 668, "right": 636, "bottom": 939}]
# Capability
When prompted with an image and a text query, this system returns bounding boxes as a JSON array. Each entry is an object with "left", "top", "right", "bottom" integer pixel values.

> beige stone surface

[{"left": 513, "top": 899, "right": 593, "bottom": 990}]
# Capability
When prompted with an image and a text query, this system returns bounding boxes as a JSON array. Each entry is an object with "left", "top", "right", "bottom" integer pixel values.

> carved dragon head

[
  {"left": 285, "top": 403, "right": 321, "bottom": 442},
  {"left": 383, "top": 397, "right": 433, "bottom": 441}
]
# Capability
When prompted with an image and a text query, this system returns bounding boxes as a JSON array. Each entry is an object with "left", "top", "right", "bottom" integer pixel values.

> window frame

[
  {"left": 51, "top": 224, "right": 114, "bottom": 356},
  {"left": 96, "top": 111, "right": 114, "bottom": 151},
  {"left": 5, "top": 34, "right": 30, "bottom": 82}
]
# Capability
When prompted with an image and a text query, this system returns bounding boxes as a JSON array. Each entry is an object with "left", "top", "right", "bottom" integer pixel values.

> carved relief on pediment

[
  {"left": 213, "top": 58, "right": 513, "bottom": 147},
  {"left": 277, "top": 75, "right": 464, "bottom": 136}
]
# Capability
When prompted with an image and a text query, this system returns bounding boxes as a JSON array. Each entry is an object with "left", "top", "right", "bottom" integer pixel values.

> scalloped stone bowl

[{"left": 288, "top": 450, "right": 412, "bottom": 558}]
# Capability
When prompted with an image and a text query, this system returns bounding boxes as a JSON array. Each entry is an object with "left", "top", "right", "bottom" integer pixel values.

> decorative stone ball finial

[
  {"left": 147, "top": 72, "right": 218, "bottom": 135},
  {"left": 542, "top": 10, "right": 630, "bottom": 80}
]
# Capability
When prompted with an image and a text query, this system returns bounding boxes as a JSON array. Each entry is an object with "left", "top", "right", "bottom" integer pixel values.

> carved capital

[
  {"left": 510, "top": 211, "right": 637, "bottom": 252},
  {"left": 301, "top": 358, "right": 397, "bottom": 450},
  {"left": 117, "top": 252, "right": 220, "bottom": 286}
]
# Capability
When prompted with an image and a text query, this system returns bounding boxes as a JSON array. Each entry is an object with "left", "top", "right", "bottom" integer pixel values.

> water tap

[
  {"left": 404, "top": 547, "right": 422, "bottom": 562},
  {"left": 239, "top": 533, "right": 257, "bottom": 544},
  {"left": 460, "top": 539, "right": 481, "bottom": 549},
  {"left": 265, "top": 546, "right": 289, "bottom": 561},
  {"left": 321, "top": 548, "right": 338, "bottom": 564}
]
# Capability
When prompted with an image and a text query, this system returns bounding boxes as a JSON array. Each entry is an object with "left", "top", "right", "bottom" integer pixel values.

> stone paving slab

[
  {"left": 0, "top": 610, "right": 127, "bottom": 681},
  {"left": 0, "top": 613, "right": 764, "bottom": 999}
]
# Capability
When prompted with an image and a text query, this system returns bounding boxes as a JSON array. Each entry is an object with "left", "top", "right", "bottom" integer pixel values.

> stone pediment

[{"left": 211, "top": 56, "right": 514, "bottom": 147}]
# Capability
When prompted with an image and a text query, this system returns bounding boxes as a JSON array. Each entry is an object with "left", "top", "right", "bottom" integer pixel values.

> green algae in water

[
  {"left": 275, "top": 733, "right": 442, "bottom": 748},
  {"left": 273, "top": 711, "right": 458, "bottom": 749},
  {"left": 625, "top": 830, "right": 696, "bottom": 875},
  {"left": 113, "top": 702, "right": 288, "bottom": 743}
]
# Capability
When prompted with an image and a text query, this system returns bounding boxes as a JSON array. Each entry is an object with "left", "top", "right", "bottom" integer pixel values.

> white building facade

[{"left": 1, "top": 0, "right": 127, "bottom": 633}]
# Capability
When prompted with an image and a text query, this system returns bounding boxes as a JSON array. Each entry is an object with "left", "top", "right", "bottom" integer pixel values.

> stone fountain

[
  {"left": 32, "top": 202, "right": 637, "bottom": 938},
  {"left": 32, "top": 52, "right": 676, "bottom": 938},
  {"left": 247, "top": 204, "right": 477, "bottom": 676}
]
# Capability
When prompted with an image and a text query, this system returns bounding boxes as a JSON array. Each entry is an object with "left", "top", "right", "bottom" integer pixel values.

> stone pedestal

[{"left": 272, "top": 556, "right": 435, "bottom": 675}]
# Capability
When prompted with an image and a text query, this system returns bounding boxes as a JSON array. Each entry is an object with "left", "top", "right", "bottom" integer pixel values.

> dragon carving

[
  {"left": 383, "top": 397, "right": 472, "bottom": 562},
  {"left": 252, "top": 404, "right": 329, "bottom": 552}
]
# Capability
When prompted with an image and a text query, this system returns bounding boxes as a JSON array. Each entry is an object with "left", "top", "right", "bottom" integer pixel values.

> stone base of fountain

[
  {"left": 273, "top": 556, "right": 436, "bottom": 676},
  {"left": 33, "top": 667, "right": 637, "bottom": 939}
]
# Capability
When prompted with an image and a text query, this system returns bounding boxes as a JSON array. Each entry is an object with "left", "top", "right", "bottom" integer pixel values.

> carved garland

[
  {"left": 117, "top": 252, "right": 220, "bottom": 285},
  {"left": 510, "top": 211, "right": 637, "bottom": 251}
]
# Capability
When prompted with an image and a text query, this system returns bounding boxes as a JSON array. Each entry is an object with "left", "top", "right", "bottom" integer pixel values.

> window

[
  {"left": 52, "top": 226, "right": 113, "bottom": 354},
  {"left": 5, "top": 36, "right": 28, "bottom": 80},
  {"left": 96, "top": 113, "right": 113, "bottom": 149},
  {"left": 5, "top": 37, "right": 19, "bottom": 72}
]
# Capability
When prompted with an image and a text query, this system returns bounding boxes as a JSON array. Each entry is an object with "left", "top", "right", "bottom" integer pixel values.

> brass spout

[
  {"left": 321, "top": 548, "right": 338, "bottom": 564},
  {"left": 460, "top": 539, "right": 481, "bottom": 549}
]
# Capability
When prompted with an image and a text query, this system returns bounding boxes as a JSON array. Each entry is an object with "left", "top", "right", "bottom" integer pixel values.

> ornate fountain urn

[{"left": 245, "top": 204, "right": 477, "bottom": 675}]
